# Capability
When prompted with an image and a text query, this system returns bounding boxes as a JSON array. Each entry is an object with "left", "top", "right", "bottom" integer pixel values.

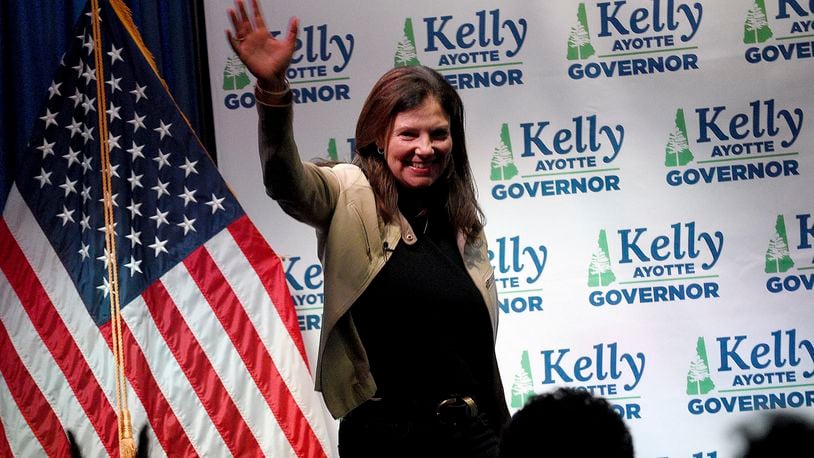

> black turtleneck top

[{"left": 350, "top": 190, "right": 498, "bottom": 419}]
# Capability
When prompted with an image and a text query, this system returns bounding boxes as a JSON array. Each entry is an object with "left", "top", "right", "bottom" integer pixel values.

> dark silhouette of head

[
  {"left": 740, "top": 413, "right": 814, "bottom": 458},
  {"left": 500, "top": 387, "right": 634, "bottom": 458}
]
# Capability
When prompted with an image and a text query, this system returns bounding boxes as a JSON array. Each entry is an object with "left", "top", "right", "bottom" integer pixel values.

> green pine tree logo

[
  {"left": 490, "top": 123, "right": 519, "bottom": 181},
  {"left": 665, "top": 108, "right": 694, "bottom": 167},
  {"left": 765, "top": 215, "right": 795, "bottom": 273},
  {"left": 567, "top": 4, "right": 596, "bottom": 61},
  {"left": 511, "top": 351, "right": 536, "bottom": 408},
  {"left": 687, "top": 337, "right": 716, "bottom": 395},
  {"left": 223, "top": 55, "right": 252, "bottom": 91},
  {"left": 744, "top": 0, "right": 773, "bottom": 44},
  {"left": 395, "top": 18, "right": 421, "bottom": 67},
  {"left": 327, "top": 138, "right": 339, "bottom": 161},
  {"left": 588, "top": 229, "right": 616, "bottom": 287}
]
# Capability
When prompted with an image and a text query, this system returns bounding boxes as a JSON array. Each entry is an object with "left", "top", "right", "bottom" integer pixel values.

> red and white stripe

[{"left": 0, "top": 186, "right": 332, "bottom": 456}]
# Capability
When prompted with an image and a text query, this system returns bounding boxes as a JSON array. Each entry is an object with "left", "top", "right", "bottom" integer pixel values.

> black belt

[{"left": 349, "top": 395, "right": 480, "bottom": 426}]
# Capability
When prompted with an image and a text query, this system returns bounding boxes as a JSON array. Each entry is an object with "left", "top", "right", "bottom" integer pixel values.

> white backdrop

[{"left": 204, "top": 1, "right": 814, "bottom": 456}]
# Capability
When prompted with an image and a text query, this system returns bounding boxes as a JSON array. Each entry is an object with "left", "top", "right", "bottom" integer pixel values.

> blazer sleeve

[{"left": 257, "top": 101, "right": 340, "bottom": 229}]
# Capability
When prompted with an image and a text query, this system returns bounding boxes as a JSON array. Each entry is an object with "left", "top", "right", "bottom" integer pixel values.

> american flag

[{"left": 0, "top": 1, "right": 330, "bottom": 456}]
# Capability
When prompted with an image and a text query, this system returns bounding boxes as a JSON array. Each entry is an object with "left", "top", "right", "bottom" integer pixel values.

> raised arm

[{"left": 226, "top": 0, "right": 339, "bottom": 229}]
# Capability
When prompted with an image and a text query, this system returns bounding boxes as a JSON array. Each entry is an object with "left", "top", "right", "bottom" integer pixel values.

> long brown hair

[{"left": 353, "top": 66, "right": 484, "bottom": 242}]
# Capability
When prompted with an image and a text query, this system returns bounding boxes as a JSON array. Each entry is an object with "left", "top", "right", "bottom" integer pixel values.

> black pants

[{"left": 338, "top": 400, "right": 500, "bottom": 458}]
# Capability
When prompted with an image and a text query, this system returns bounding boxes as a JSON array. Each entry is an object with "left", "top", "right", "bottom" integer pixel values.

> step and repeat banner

[{"left": 204, "top": 1, "right": 813, "bottom": 456}]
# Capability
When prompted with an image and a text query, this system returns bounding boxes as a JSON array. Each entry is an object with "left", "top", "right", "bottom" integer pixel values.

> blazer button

[{"left": 406, "top": 234, "right": 414, "bottom": 241}]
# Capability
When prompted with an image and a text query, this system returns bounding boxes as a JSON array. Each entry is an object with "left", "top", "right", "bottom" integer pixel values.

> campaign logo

[
  {"left": 488, "top": 235, "right": 547, "bottom": 314},
  {"left": 223, "top": 55, "right": 252, "bottom": 91},
  {"left": 765, "top": 213, "right": 814, "bottom": 294},
  {"left": 586, "top": 222, "right": 723, "bottom": 307},
  {"left": 588, "top": 229, "right": 617, "bottom": 287},
  {"left": 663, "top": 99, "right": 803, "bottom": 187},
  {"left": 687, "top": 337, "right": 716, "bottom": 395},
  {"left": 223, "top": 22, "right": 355, "bottom": 110},
  {"left": 395, "top": 18, "right": 421, "bottom": 67},
  {"left": 538, "top": 341, "right": 646, "bottom": 420},
  {"left": 396, "top": 10, "right": 527, "bottom": 90},
  {"left": 566, "top": 1, "right": 702, "bottom": 80},
  {"left": 510, "top": 350, "right": 536, "bottom": 408},
  {"left": 325, "top": 137, "right": 356, "bottom": 162},
  {"left": 744, "top": 0, "right": 814, "bottom": 64},
  {"left": 687, "top": 329, "right": 814, "bottom": 415},
  {"left": 282, "top": 254, "right": 324, "bottom": 332},
  {"left": 488, "top": 119, "right": 623, "bottom": 201}
]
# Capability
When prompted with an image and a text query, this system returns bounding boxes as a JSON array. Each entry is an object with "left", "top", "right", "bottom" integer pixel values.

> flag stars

[
  {"left": 97, "top": 276, "right": 111, "bottom": 298},
  {"left": 73, "top": 61, "right": 85, "bottom": 79},
  {"left": 63, "top": 148, "right": 81, "bottom": 168},
  {"left": 66, "top": 118, "right": 83, "bottom": 138},
  {"left": 178, "top": 215, "right": 197, "bottom": 235},
  {"left": 108, "top": 45, "right": 124, "bottom": 64},
  {"left": 107, "top": 133, "right": 122, "bottom": 151},
  {"left": 82, "top": 64, "right": 96, "bottom": 84},
  {"left": 48, "top": 81, "right": 62, "bottom": 99},
  {"left": 82, "top": 95, "right": 97, "bottom": 115},
  {"left": 149, "top": 237, "right": 169, "bottom": 256},
  {"left": 86, "top": 8, "right": 101, "bottom": 21},
  {"left": 206, "top": 194, "right": 226, "bottom": 214},
  {"left": 152, "top": 179, "right": 170, "bottom": 199},
  {"left": 57, "top": 206, "right": 75, "bottom": 226},
  {"left": 106, "top": 75, "right": 122, "bottom": 94},
  {"left": 81, "top": 125, "right": 95, "bottom": 144},
  {"left": 35, "top": 169, "right": 53, "bottom": 188},
  {"left": 81, "top": 184, "right": 92, "bottom": 203},
  {"left": 109, "top": 164, "right": 120, "bottom": 179},
  {"left": 80, "top": 214, "right": 91, "bottom": 232},
  {"left": 59, "top": 177, "right": 78, "bottom": 197},
  {"left": 36, "top": 139, "right": 56, "bottom": 157},
  {"left": 131, "top": 83, "right": 147, "bottom": 103},
  {"left": 150, "top": 208, "right": 169, "bottom": 228},
  {"left": 127, "top": 171, "right": 144, "bottom": 190},
  {"left": 124, "top": 256, "right": 143, "bottom": 277},
  {"left": 179, "top": 157, "right": 199, "bottom": 177},
  {"left": 127, "top": 142, "right": 145, "bottom": 161},
  {"left": 107, "top": 103, "right": 121, "bottom": 122},
  {"left": 154, "top": 120, "right": 172, "bottom": 140},
  {"left": 69, "top": 88, "right": 84, "bottom": 108},
  {"left": 81, "top": 156, "right": 94, "bottom": 173},
  {"left": 40, "top": 109, "right": 59, "bottom": 129},
  {"left": 83, "top": 35, "right": 95, "bottom": 55},
  {"left": 125, "top": 227, "right": 142, "bottom": 247},
  {"left": 128, "top": 112, "right": 146, "bottom": 133},
  {"left": 153, "top": 149, "right": 171, "bottom": 170},
  {"left": 178, "top": 186, "right": 197, "bottom": 207},
  {"left": 99, "top": 193, "right": 120, "bottom": 209},
  {"left": 78, "top": 242, "right": 90, "bottom": 260},
  {"left": 127, "top": 200, "right": 143, "bottom": 218},
  {"left": 97, "top": 222, "right": 118, "bottom": 237}
]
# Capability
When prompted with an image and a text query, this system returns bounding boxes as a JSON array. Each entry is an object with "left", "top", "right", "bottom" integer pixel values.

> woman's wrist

[{"left": 255, "top": 76, "right": 291, "bottom": 106}]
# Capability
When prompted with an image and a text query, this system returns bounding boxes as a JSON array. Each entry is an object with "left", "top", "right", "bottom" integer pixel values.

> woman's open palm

[{"left": 226, "top": 0, "right": 298, "bottom": 84}]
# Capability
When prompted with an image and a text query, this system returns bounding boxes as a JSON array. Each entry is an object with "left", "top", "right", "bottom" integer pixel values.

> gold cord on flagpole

[{"left": 91, "top": 1, "right": 136, "bottom": 456}]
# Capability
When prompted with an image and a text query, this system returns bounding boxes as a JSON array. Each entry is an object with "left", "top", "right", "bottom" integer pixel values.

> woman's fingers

[
  {"left": 251, "top": 0, "right": 266, "bottom": 30},
  {"left": 285, "top": 16, "right": 299, "bottom": 45},
  {"left": 237, "top": 0, "right": 252, "bottom": 29}
]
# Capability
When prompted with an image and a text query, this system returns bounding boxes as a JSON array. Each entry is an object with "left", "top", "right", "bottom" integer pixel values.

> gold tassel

[{"left": 119, "top": 409, "right": 137, "bottom": 458}]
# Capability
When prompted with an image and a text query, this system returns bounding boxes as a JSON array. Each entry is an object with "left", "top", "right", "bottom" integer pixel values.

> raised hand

[{"left": 226, "top": 0, "right": 298, "bottom": 87}]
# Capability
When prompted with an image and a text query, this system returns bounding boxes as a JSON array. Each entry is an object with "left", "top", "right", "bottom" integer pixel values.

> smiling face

[{"left": 383, "top": 97, "right": 453, "bottom": 190}]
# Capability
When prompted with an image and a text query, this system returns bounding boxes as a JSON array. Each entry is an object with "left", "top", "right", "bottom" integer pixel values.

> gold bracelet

[
  {"left": 255, "top": 79, "right": 290, "bottom": 96},
  {"left": 254, "top": 81, "right": 292, "bottom": 107}
]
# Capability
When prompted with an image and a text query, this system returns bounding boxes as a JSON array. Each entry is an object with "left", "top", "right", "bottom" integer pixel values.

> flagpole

[{"left": 90, "top": 1, "right": 136, "bottom": 456}]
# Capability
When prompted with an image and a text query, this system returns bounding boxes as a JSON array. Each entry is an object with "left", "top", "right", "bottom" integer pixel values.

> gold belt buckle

[{"left": 435, "top": 395, "right": 478, "bottom": 425}]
